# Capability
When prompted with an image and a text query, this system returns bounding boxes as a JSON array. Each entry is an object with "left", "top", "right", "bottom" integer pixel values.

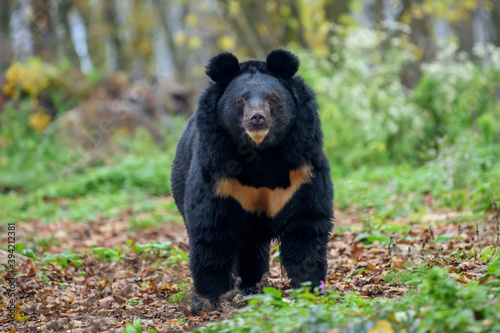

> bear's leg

[
  {"left": 189, "top": 240, "right": 236, "bottom": 314},
  {"left": 280, "top": 220, "right": 331, "bottom": 290},
  {"left": 236, "top": 242, "right": 270, "bottom": 295}
]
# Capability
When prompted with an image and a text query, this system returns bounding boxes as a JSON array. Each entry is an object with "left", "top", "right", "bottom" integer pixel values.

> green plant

[
  {"left": 91, "top": 246, "right": 124, "bottom": 262},
  {"left": 163, "top": 249, "right": 190, "bottom": 267},
  {"left": 167, "top": 282, "right": 189, "bottom": 303},
  {"left": 41, "top": 248, "right": 84, "bottom": 268},
  {"left": 384, "top": 264, "right": 429, "bottom": 285},
  {"left": 118, "top": 319, "right": 156, "bottom": 333},
  {"left": 131, "top": 240, "right": 173, "bottom": 254}
]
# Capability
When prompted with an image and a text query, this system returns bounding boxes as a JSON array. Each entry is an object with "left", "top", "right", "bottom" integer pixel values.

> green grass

[
  {"left": 118, "top": 319, "right": 157, "bottom": 333},
  {"left": 384, "top": 264, "right": 429, "bottom": 285},
  {"left": 335, "top": 155, "right": 500, "bottom": 218}
]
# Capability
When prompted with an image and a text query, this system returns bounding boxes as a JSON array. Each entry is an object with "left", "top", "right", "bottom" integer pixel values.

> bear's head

[{"left": 205, "top": 50, "right": 301, "bottom": 147}]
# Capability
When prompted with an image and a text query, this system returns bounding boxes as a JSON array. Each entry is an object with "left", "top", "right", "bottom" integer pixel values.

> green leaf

[{"left": 263, "top": 287, "right": 283, "bottom": 300}]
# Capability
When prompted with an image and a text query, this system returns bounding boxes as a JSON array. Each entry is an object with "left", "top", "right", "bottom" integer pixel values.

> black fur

[
  {"left": 205, "top": 52, "right": 240, "bottom": 82},
  {"left": 171, "top": 49, "right": 334, "bottom": 314},
  {"left": 266, "top": 49, "right": 300, "bottom": 79}
]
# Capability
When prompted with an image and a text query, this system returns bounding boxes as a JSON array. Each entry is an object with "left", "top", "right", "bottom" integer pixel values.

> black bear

[{"left": 171, "top": 49, "right": 333, "bottom": 314}]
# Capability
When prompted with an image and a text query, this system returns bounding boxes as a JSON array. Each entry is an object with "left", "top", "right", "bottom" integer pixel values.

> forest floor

[{"left": 1, "top": 195, "right": 498, "bottom": 333}]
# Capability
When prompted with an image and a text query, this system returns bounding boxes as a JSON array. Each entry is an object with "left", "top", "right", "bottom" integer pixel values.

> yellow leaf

[
  {"left": 218, "top": 36, "right": 236, "bottom": 50},
  {"left": 227, "top": 0, "right": 241, "bottom": 16},
  {"left": 175, "top": 32, "right": 187, "bottom": 46},
  {"left": 113, "top": 127, "right": 132, "bottom": 138},
  {"left": 185, "top": 13, "right": 198, "bottom": 26},
  {"left": 368, "top": 320, "right": 395, "bottom": 333},
  {"left": 29, "top": 111, "right": 53, "bottom": 132},
  {"left": 192, "top": 64, "right": 205, "bottom": 77},
  {"left": 138, "top": 41, "right": 151, "bottom": 56},
  {"left": 15, "top": 312, "right": 29, "bottom": 322},
  {"left": 349, "top": 0, "right": 363, "bottom": 12},
  {"left": 339, "top": 13, "right": 357, "bottom": 27},
  {"left": 279, "top": 5, "right": 291, "bottom": 17},
  {"left": 414, "top": 47, "right": 423, "bottom": 60},
  {"left": 2, "top": 83, "right": 13, "bottom": 96},
  {"left": 400, "top": 10, "right": 412, "bottom": 25},
  {"left": 464, "top": 0, "right": 477, "bottom": 10},
  {"left": 187, "top": 36, "right": 202, "bottom": 50},
  {"left": 288, "top": 17, "right": 299, "bottom": 31},
  {"left": 5, "top": 62, "right": 22, "bottom": 83},
  {"left": 257, "top": 23, "right": 268, "bottom": 36},
  {"left": 422, "top": 2, "right": 434, "bottom": 15},
  {"left": 412, "top": 5, "right": 423, "bottom": 20},
  {"left": 312, "top": 44, "right": 329, "bottom": 58},
  {"left": 11, "top": 89, "right": 20, "bottom": 100}
]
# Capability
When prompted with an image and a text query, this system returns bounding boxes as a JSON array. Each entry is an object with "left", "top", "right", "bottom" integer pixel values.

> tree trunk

[
  {"left": 104, "top": 0, "right": 127, "bottom": 71},
  {"left": 491, "top": 1, "right": 500, "bottom": 47},
  {"left": 0, "top": 0, "right": 12, "bottom": 70},
  {"left": 240, "top": 5, "right": 271, "bottom": 56},
  {"left": 153, "top": 0, "right": 188, "bottom": 84},
  {"left": 287, "top": 1, "right": 308, "bottom": 48},
  {"left": 57, "top": 0, "right": 80, "bottom": 67},
  {"left": 370, "top": 0, "right": 385, "bottom": 25},
  {"left": 453, "top": 12, "right": 474, "bottom": 56},
  {"left": 324, "top": 0, "right": 349, "bottom": 24},
  {"left": 398, "top": 0, "right": 437, "bottom": 88},
  {"left": 32, "top": 0, "right": 56, "bottom": 61},
  {"left": 323, "top": 0, "right": 350, "bottom": 57},
  {"left": 250, "top": 0, "right": 279, "bottom": 49},
  {"left": 77, "top": 2, "right": 100, "bottom": 67}
]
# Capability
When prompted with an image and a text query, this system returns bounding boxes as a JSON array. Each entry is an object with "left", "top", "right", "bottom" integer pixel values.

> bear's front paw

[
  {"left": 239, "top": 286, "right": 261, "bottom": 296},
  {"left": 190, "top": 296, "right": 221, "bottom": 315}
]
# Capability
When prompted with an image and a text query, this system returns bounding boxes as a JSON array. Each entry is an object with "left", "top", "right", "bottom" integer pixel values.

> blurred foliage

[
  {"left": 2, "top": 0, "right": 500, "bottom": 87},
  {"left": 400, "top": 0, "right": 494, "bottom": 24},
  {"left": 3, "top": 57, "right": 92, "bottom": 105},
  {"left": 299, "top": 26, "right": 500, "bottom": 170},
  {"left": 1, "top": 58, "right": 94, "bottom": 132}
]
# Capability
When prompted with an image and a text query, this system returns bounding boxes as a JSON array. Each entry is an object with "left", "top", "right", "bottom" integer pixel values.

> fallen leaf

[
  {"left": 390, "top": 257, "right": 405, "bottom": 270},
  {"left": 368, "top": 320, "right": 395, "bottom": 333}
]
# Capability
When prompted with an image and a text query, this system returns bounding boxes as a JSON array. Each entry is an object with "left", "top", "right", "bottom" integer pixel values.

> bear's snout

[
  {"left": 242, "top": 99, "right": 272, "bottom": 145},
  {"left": 250, "top": 112, "right": 266, "bottom": 125}
]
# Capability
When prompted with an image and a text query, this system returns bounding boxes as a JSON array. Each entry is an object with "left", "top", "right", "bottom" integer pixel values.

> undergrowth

[{"left": 197, "top": 261, "right": 500, "bottom": 333}]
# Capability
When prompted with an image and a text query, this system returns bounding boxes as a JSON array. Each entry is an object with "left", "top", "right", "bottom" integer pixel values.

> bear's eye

[
  {"left": 236, "top": 98, "right": 245, "bottom": 105},
  {"left": 265, "top": 92, "right": 283, "bottom": 109}
]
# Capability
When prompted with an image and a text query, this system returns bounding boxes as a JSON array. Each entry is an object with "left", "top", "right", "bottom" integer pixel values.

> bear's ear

[
  {"left": 266, "top": 49, "right": 299, "bottom": 79},
  {"left": 205, "top": 52, "right": 240, "bottom": 82}
]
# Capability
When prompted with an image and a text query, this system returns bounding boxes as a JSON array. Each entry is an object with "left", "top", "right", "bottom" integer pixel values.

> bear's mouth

[{"left": 245, "top": 129, "right": 269, "bottom": 145}]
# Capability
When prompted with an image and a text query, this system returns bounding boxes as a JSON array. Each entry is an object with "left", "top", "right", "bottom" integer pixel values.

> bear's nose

[{"left": 250, "top": 112, "right": 266, "bottom": 125}]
